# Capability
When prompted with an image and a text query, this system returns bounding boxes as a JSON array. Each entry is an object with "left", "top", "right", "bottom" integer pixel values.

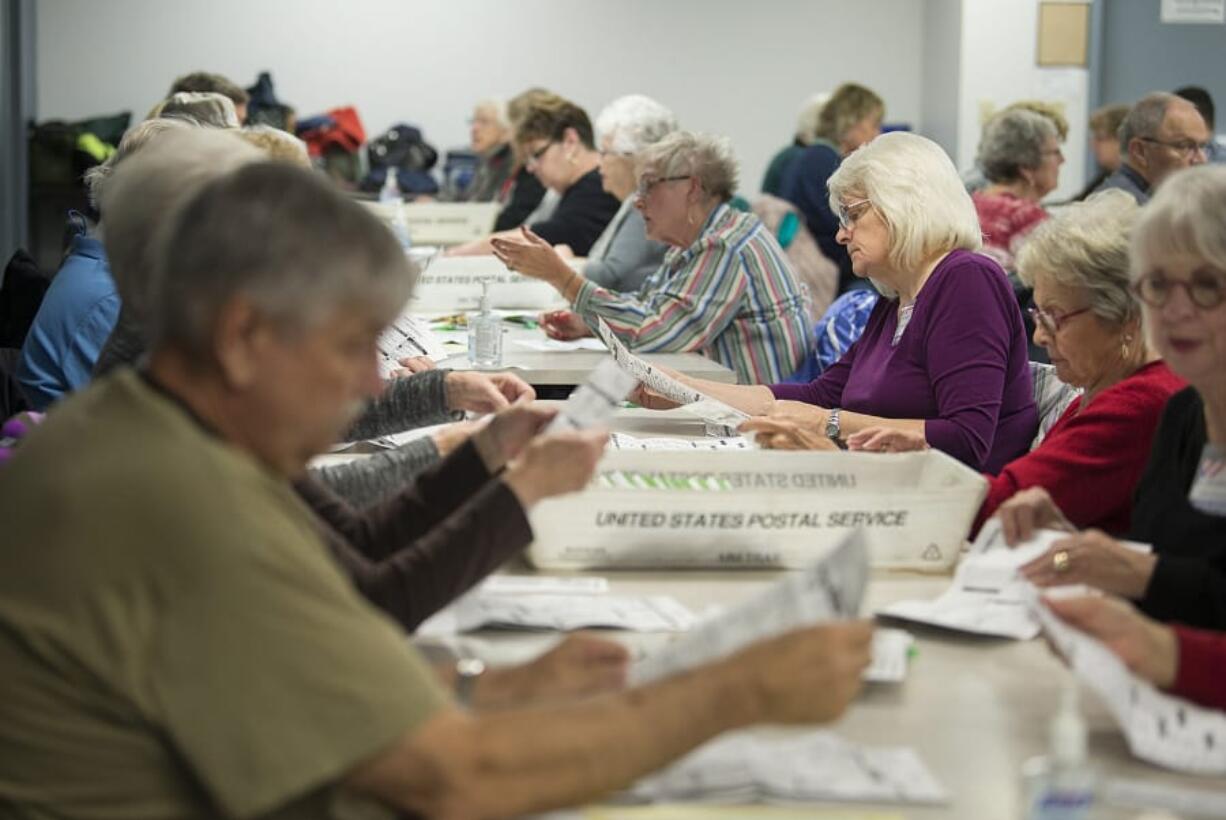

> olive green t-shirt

[{"left": 0, "top": 370, "right": 449, "bottom": 818}]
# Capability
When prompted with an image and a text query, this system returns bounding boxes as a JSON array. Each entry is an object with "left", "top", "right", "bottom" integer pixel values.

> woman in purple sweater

[{"left": 648, "top": 132, "right": 1037, "bottom": 472}]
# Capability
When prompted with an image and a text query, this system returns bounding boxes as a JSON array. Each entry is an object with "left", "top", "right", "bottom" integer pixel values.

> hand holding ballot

[
  {"left": 503, "top": 428, "right": 609, "bottom": 507},
  {"left": 1020, "top": 528, "right": 1157, "bottom": 599},
  {"left": 739, "top": 417, "right": 839, "bottom": 451},
  {"left": 1043, "top": 594, "right": 1179, "bottom": 690}
]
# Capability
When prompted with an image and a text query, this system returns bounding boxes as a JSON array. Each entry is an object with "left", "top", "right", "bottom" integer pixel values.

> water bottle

[
  {"left": 379, "top": 169, "right": 413, "bottom": 251},
  {"left": 467, "top": 281, "right": 503, "bottom": 368}
]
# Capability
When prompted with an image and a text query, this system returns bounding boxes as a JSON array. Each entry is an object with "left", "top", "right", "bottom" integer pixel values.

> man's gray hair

[
  {"left": 1017, "top": 190, "right": 1141, "bottom": 326},
  {"left": 83, "top": 118, "right": 192, "bottom": 211},
  {"left": 595, "top": 95, "right": 679, "bottom": 156},
  {"left": 1132, "top": 164, "right": 1226, "bottom": 283},
  {"left": 1118, "top": 92, "right": 1179, "bottom": 150},
  {"left": 637, "top": 131, "right": 738, "bottom": 202},
  {"left": 148, "top": 162, "right": 413, "bottom": 356},
  {"left": 100, "top": 129, "right": 263, "bottom": 323},
  {"left": 150, "top": 91, "right": 240, "bottom": 129},
  {"left": 828, "top": 132, "right": 981, "bottom": 276},
  {"left": 977, "top": 108, "right": 1058, "bottom": 184}
]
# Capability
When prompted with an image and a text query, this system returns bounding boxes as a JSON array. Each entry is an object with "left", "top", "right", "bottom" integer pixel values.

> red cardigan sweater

[
  {"left": 976, "top": 361, "right": 1185, "bottom": 533},
  {"left": 1173, "top": 626, "right": 1226, "bottom": 711}
]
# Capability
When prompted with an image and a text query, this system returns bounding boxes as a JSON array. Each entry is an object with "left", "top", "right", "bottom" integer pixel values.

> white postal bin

[
  {"left": 409, "top": 255, "right": 564, "bottom": 311},
  {"left": 527, "top": 448, "right": 987, "bottom": 571},
  {"left": 362, "top": 201, "right": 500, "bottom": 246}
]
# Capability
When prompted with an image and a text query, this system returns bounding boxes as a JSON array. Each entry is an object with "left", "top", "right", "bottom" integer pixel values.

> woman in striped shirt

[{"left": 491, "top": 131, "right": 810, "bottom": 384}]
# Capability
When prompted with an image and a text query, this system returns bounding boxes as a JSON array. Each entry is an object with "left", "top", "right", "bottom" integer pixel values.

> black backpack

[{"left": 362, "top": 124, "right": 439, "bottom": 194}]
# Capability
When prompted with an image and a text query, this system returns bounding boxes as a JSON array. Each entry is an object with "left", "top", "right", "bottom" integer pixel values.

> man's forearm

[{"left": 351, "top": 657, "right": 761, "bottom": 818}]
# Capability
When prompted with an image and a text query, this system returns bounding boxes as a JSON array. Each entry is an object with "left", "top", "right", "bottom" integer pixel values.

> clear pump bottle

[
  {"left": 379, "top": 170, "right": 412, "bottom": 250},
  {"left": 1023, "top": 686, "right": 1096, "bottom": 820},
  {"left": 467, "top": 281, "right": 503, "bottom": 368}
]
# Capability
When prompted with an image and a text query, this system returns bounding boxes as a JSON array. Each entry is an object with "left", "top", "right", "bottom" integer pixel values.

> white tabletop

[
  {"left": 431, "top": 323, "right": 738, "bottom": 387},
  {"left": 409, "top": 408, "right": 1226, "bottom": 818}
]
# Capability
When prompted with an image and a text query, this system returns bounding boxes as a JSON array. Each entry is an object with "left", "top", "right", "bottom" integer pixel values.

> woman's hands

[
  {"left": 739, "top": 417, "right": 838, "bottom": 451},
  {"left": 995, "top": 487, "right": 1075, "bottom": 546},
  {"left": 491, "top": 226, "right": 577, "bottom": 290},
  {"left": 846, "top": 427, "right": 927, "bottom": 453},
  {"left": 1044, "top": 594, "right": 1179, "bottom": 689},
  {"left": 1020, "top": 529, "right": 1157, "bottom": 599},
  {"left": 539, "top": 310, "right": 593, "bottom": 341}
]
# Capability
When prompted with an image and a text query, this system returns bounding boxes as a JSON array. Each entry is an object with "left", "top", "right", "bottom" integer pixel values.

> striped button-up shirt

[{"left": 572, "top": 203, "right": 810, "bottom": 384}]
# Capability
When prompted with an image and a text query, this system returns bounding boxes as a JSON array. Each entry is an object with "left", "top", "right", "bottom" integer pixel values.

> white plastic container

[{"left": 527, "top": 448, "right": 987, "bottom": 571}]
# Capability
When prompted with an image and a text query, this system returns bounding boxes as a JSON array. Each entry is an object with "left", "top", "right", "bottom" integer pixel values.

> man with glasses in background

[{"left": 1095, "top": 91, "right": 1211, "bottom": 204}]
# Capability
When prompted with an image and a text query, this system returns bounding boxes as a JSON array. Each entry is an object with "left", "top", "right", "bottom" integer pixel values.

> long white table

[
  {"left": 431, "top": 323, "right": 738, "bottom": 390},
  {"left": 409, "top": 407, "right": 1226, "bottom": 819}
]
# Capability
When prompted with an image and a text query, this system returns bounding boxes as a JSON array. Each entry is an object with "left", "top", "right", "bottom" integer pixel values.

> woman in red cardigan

[
  {"left": 749, "top": 191, "right": 1185, "bottom": 536},
  {"left": 1045, "top": 594, "right": 1226, "bottom": 712}
]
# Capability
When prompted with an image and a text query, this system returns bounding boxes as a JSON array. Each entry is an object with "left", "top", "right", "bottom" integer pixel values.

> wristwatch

[
  {"left": 825, "top": 408, "right": 842, "bottom": 443},
  {"left": 454, "top": 657, "right": 486, "bottom": 707}
]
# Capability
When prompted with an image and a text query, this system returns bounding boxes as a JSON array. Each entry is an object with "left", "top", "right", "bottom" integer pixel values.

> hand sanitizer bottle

[
  {"left": 468, "top": 281, "right": 502, "bottom": 368},
  {"left": 1023, "top": 686, "right": 1096, "bottom": 820},
  {"left": 379, "top": 170, "right": 412, "bottom": 251}
]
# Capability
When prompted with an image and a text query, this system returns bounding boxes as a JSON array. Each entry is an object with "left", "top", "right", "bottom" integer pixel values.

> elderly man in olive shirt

[{"left": 0, "top": 154, "right": 872, "bottom": 818}]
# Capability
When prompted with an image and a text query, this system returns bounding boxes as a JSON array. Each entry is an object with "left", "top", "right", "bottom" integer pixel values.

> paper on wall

[
  {"left": 1030, "top": 589, "right": 1226, "bottom": 775},
  {"left": 630, "top": 530, "right": 869, "bottom": 685}
]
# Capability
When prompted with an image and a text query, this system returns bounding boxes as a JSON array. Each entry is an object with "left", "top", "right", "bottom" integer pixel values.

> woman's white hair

[
  {"left": 828, "top": 131, "right": 982, "bottom": 275},
  {"left": 473, "top": 98, "right": 510, "bottom": 131},
  {"left": 84, "top": 117, "right": 193, "bottom": 210},
  {"left": 637, "top": 131, "right": 738, "bottom": 203},
  {"left": 1017, "top": 190, "right": 1141, "bottom": 326},
  {"left": 1131, "top": 164, "right": 1226, "bottom": 281},
  {"left": 794, "top": 92, "right": 831, "bottom": 145},
  {"left": 595, "top": 94, "right": 679, "bottom": 155}
]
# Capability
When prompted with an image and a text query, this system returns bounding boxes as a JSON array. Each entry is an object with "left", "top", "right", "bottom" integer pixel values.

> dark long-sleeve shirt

[
  {"left": 1132, "top": 386, "right": 1226, "bottom": 630},
  {"left": 296, "top": 439, "right": 533, "bottom": 632}
]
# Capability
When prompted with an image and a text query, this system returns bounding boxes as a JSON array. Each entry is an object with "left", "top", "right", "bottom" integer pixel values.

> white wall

[
  {"left": 954, "top": 0, "right": 1091, "bottom": 201},
  {"left": 36, "top": 0, "right": 925, "bottom": 195},
  {"left": 919, "top": 0, "right": 963, "bottom": 156}
]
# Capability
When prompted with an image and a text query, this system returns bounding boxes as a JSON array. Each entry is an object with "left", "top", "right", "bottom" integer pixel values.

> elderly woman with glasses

[
  {"left": 490, "top": 130, "right": 810, "bottom": 384},
  {"left": 569, "top": 94, "right": 678, "bottom": 292},
  {"left": 971, "top": 108, "right": 1065, "bottom": 272},
  {"left": 663, "top": 132, "right": 1035, "bottom": 472},
  {"left": 450, "top": 96, "right": 620, "bottom": 257},
  {"left": 1000, "top": 165, "right": 1226, "bottom": 630},
  {"left": 786, "top": 191, "right": 1185, "bottom": 535}
]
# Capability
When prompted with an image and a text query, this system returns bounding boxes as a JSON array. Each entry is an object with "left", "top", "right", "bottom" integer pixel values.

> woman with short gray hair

[
  {"left": 568, "top": 94, "right": 679, "bottom": 291},
  {"left": 972, "top": 107, "right": 1064, "bottom": 271},
  {"left": 492, "top": 130, "right": 810, "bottom": 383},
  {"left": 440, "top": 98, "right": 514, "bottom": 203}
]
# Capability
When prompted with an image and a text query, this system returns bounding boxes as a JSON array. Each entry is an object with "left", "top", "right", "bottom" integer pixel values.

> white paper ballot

[
  {"left": 377, "top": 313, "right": 450, "bottom": 377},
  {"left": 450, "top": 593, "right": 697, "bottom": 633},
  {"left": 622, "top": 730, "right": 947, "bottom": 806},
  {"left": 547, "top": 359, "right": 639, "bottom": 433},
  {"left": 595, "top": 318, "right": 750, "bottom": 434},
  {"left": 1030, "top": 591, "right": 1226, "bottom": 776},
  {"left": 609, "top": 432, "right": 754, "bottom": 452},
  {"left": 865, "top": 628, "right": 915, "bottom": 683},
  {"left": 630, "top": 530, "right": 869, "bottom": 685},
  {"left": 877, "top": 520, "right": 1071, "bottom": 640}
]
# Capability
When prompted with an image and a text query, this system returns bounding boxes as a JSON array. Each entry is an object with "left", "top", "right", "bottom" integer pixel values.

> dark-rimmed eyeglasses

[
  {"left": 525, "top": 141, "right": 556, "bottom": 166},
  {"left": 1139, "top": 137, "right": 1211, "bottom": 161},
  {"left": 635, "top": 175, "right": 691, "bottom": 199},
  {"left": 1028, "top": 305, "right": 1093, "bottom": 335},
  {"left": 1132, "top": 270, "right": 1226, "bottom": 310}
]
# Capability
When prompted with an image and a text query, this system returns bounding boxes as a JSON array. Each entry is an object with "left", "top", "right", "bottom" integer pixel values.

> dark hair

[
  {"left": 515, "top": 98, "right": 596, "bottom": 149},
  {"left": 1174, "top": 85, "right": 1215, "bottom": 130},
  {"left": 169, "top": 71, "right": 250, "bottom": 106}
]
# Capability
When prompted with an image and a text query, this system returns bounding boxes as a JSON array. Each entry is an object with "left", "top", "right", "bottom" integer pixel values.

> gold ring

[{"left": 1052, "top": 550, "right": 1071, "bottom": 573}]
